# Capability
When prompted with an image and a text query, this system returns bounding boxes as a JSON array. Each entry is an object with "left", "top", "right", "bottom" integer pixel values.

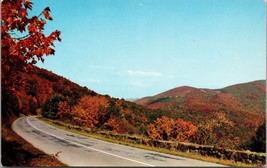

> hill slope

[
  {"left": 3, "top": 66, "right": 265, "bottom": 152},
  {"left": 2, "top": 66, "right": 171, "bottom": 165},
  {"left": 3, "top": 66, "right": 169, "bottom": 134},
  {"left": 135, "top": 80, "right": 266, "bottom": 148}
]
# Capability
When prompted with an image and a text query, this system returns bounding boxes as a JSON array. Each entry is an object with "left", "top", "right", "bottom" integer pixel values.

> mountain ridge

[
  {"left": 135, "top": 80, "right": 266, "bottom": 148},
  {"left": 135, "top": 80, "right": 265, "bottom": 109},
  {"left": 138, "top": 80, "right": 264, "bottom": 97}
]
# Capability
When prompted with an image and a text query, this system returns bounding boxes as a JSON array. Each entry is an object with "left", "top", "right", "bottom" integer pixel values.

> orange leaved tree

[
  {"left": 57, "top": 101, "right": 71, "bottom": 121},
  {"left": 71, "top": 95, "right": 108, "bottom": 128},
  {"left": 147, "top": 116, "right": 197, "bottom": 142},
  {"left": 1, "top": 0, "right": 61, "bottom": 91}
]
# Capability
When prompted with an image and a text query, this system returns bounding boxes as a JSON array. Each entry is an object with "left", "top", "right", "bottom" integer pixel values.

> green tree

[
  {"left": 251, "top": 123, "right": 266, "bottom": 152},
  {"left": 106, "top": 98, "right": 121, "bottom": 118},
  {"left": 41, "top": 95, "right": 65, "bottom": 119}
]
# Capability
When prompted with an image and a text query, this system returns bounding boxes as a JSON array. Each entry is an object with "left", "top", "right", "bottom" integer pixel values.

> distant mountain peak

[
  {"left": 135, "top": 80, "right": 266, "bottom": 114},
  {"left": 154, "top": 86, "right": 197, "bottom": 98}
]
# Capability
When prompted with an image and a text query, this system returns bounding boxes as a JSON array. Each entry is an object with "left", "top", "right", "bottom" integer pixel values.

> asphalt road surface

[{"left": 12, "top": 116, "right": 226, "bottom": 167}]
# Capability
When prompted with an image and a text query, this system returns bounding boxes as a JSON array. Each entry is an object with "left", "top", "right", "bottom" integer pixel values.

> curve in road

[{"left": 12, "top": 116, "right": 226, "bottom": 167}]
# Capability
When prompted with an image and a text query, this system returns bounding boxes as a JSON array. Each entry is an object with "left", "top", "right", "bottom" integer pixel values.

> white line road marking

[{"left": 26, "top": 117, "right": 155, "bottom": 167}]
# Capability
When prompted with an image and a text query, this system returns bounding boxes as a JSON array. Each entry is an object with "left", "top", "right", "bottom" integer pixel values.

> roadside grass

[{"left": 39, "top": 117, "right": 263, "bottom": 167}]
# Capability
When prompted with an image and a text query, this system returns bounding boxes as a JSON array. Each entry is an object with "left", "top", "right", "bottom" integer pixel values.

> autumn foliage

[
  {"left": 1, "top": 1, "right": 63, "bottom": 166},
  {"left": 71, "top": 95, "right": 108, "bottom": 128},
  {"left": 2, "top": 3, "right": 265, "bottom": 149},
  {"left": 1, "top": 0, "right": 61, "bottom": 91},
  {"left": 54, "top": 94, "right": 147, "bottom": 134},
  {"left": 136, "top": 81, "right": 266, "bottom": 149},
  {"left": 36, "top": 78, "right": 265, "bottom": 151},
  {"left": 147, "top": 116, "right": 196, "bottom": 142},
  {"left": 190, "top": 113, "right": 240, "bottom": 149},
  {"left": 1, "top": 0, "right": 265, "bottom": 156},
  {"left": 57, "top": 101, "right": 71, "bottom": 121},
  {"left": 4, "top": 64, "right": 265, "bottom": 152}
]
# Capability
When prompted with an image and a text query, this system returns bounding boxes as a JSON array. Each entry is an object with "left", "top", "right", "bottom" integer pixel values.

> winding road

[{"left": 12, "top": 116, "right": 225, "bottom": 167}]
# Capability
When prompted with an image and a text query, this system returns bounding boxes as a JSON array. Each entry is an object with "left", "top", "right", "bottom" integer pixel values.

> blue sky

[{"left": 33, "top": 0, "right": 266, "bottom": 99}]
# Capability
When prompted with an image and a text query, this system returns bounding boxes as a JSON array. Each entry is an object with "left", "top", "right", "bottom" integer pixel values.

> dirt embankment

[{"left": 1, "top": 114, "right": 66, "bottom": 166}]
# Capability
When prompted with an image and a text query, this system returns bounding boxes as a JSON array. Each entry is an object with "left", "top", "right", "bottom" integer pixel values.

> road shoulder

[{"left": 1, "top": 115, "right": 66, "bottom": 166}]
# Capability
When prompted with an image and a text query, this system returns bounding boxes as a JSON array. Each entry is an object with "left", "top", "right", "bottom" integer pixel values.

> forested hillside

[
  {"left": 3, "top": 66, "right": 172, "bottom": 134},
  {"left": 135, "top": 81, "right": 266, "bottom": 151},
  {"left": 3, "top": 66, "right": 265, "bottom": 152}
]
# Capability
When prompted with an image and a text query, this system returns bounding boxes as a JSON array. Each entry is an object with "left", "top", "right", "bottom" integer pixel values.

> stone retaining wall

[
  {"left": 97, "top": 131, "right": 266, "bottom": 165},
  {"left": 51, "top": 120, "right": 266, "bottom": 165}
]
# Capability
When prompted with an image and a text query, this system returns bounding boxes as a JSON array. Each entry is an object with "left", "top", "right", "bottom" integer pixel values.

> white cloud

[{"left": 127, "top": 70, "right": 162, "bottom": 77}]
